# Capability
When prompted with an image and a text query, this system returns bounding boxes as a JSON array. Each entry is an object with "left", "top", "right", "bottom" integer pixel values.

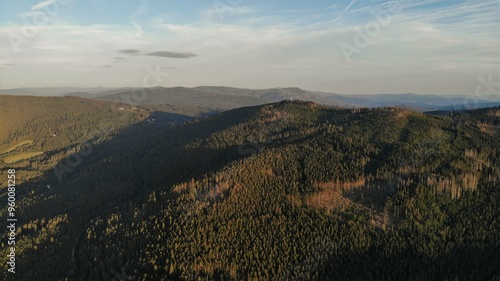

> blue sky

[{"left": 0, "top": 0, "right": 498, "bottom": 96}]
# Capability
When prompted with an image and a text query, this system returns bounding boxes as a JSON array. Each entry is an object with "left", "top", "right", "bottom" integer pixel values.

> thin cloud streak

[
  {"left": 0, "top": 0, "right": 497, "bottom": 94},
  {"left": 147, "top": 51, "right": 198, "bottom": 58},
  {"left": 117, "top": 49, "right": 198, "bottom": 58},
  {"left": 31, "top": 0, "right": 56, "bottom": 11},
  {"left": 118, "top": 49, "right": 141, "bottom": 54}
]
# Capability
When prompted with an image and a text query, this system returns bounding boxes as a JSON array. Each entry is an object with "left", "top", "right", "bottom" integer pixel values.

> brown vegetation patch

[
  {"left": 316, "top": 179, "right": 366, "bottom": 191},
  {"left": 305, "top": 188, "right": 352, "bottom": 213},
  {"left": 477, "top": 122, "right": 500, "bottom": 137},
  {"left": 302, "top": 179, "right": 368, "bottom": 213},
  {"left": 487, "top": 109, "right": 500, "bottom": 117},
  {"left": 261, "top": 168, "right": 274, "bottom": 176},
  {"left": 386, "top": 107, "right": 412, "bottom": 119}
]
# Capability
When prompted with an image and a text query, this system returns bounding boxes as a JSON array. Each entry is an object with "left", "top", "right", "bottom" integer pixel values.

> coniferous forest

[{"left": 1, "top": 96, "right": 499, "bottom": 280}]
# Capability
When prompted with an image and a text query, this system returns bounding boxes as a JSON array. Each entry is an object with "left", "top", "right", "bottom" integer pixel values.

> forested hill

[
  {"left": 0, "top": 95, "right": 195, "bottom": 185},
  {"left": 1, "top": 100, "right": 499, "bottom": 280}
]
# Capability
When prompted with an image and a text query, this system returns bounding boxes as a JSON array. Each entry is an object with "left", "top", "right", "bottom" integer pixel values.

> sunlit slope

[{"left": 1, "top": 101, "right": 499, "bottom": 280}]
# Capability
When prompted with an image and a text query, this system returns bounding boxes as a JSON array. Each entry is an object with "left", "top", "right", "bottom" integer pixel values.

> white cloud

[
  {"left": 202, "top": 6, "right": 256, "bottom": 22},
  {"left": 130, "top": 0, "right": 148, "bottom": 36},
  {"left": 31, "top": 0, "right": 57, "bottom": 11},
  {"left": 0, "top": 0, "right": 498, "bottom": 94}
]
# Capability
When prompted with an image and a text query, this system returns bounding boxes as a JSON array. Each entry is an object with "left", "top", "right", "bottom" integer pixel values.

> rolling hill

[
  {"left": 0, "top": 95, "right": 194, "bottom": 185},
  {"left": 93, "top": 86, "right": 354, "bottom": 110},
  {"left": 2, "top": 86, "right": 498, "bottom": 111},
  {"left": 0, "top": 87, "right": 113, "bottom": 97},
  {"left": 0, "top": 97, "right": 499, "bottom": 280},
  {"left": 326, "top": 93, "right": 500, "bottom": 110}
]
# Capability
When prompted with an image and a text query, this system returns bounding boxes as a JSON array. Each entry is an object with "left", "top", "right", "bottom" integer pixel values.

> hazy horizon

[
  {"left": 0, "top": 0, "right": 499, "bottom": 96},
  {"left": 0, "top": 85, "right": 499, "bottom": 100}
]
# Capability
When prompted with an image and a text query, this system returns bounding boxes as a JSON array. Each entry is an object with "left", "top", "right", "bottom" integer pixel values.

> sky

[{"left": 0, "top": 0, "right": 498, "bottom": 95}]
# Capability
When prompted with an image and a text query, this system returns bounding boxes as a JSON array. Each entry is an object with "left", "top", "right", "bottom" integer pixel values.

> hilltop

[{"left": 0, "top": 99, "right": 499, "bottom": 280}]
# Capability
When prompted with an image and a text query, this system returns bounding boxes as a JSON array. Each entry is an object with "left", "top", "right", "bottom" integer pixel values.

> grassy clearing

[
  {"left": 1, "top": 140, "right": 35, "bottom": 154},
  {"left": 3, "top": 152, "right": 43, "bottom": 164}
]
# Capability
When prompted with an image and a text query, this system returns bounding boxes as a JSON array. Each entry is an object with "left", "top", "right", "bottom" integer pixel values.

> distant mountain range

[
  {"left": 1, "top": 86, "right": 498, "bottom": 111},
  {"left": 0, "top": 87, "right": 114, "bottom": 96}
]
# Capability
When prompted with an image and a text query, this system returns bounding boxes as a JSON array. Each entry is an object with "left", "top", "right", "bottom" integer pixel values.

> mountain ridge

[
  {"left": 3, "top": 86, "right": 497, "bottom": 111},
  {"left": 1, "top": 97, "right": 499, "bottom": 280}
]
